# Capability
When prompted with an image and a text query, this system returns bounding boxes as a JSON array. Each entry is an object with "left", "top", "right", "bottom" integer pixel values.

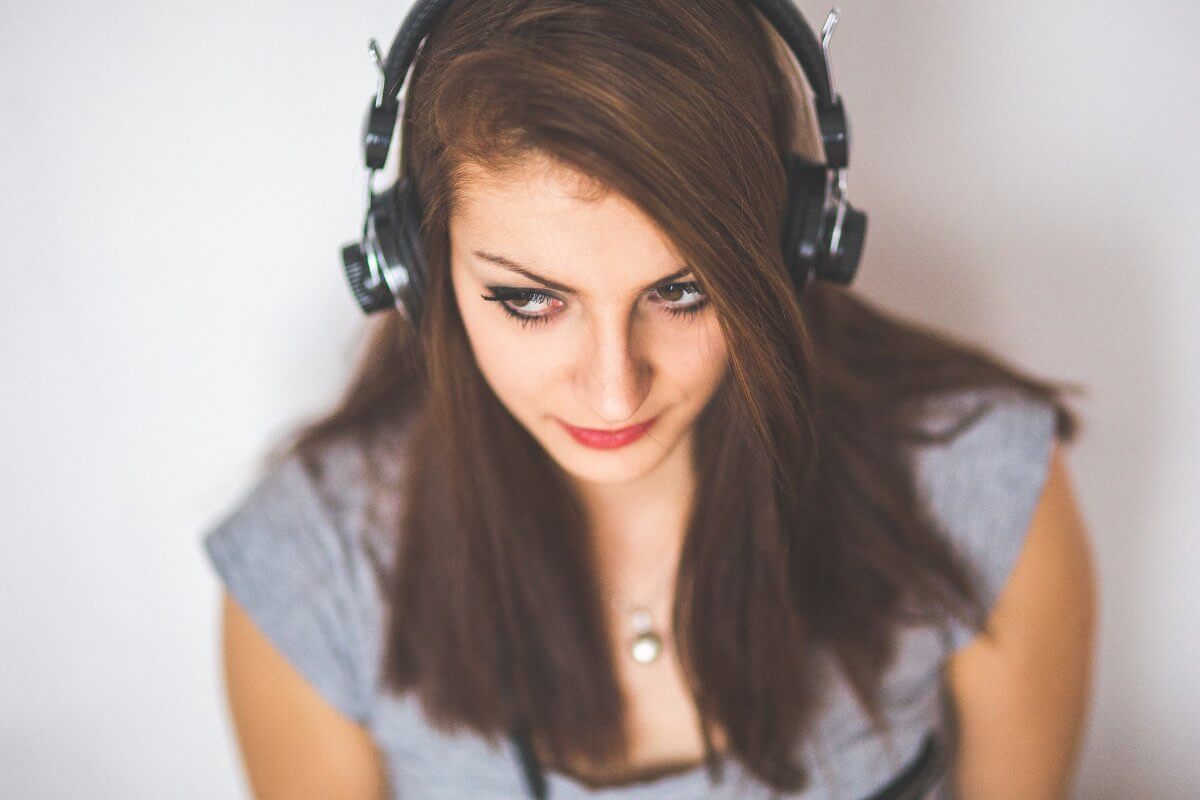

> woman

[{"left": 203, "top": 1, "right": 1096, "bottom": 797}]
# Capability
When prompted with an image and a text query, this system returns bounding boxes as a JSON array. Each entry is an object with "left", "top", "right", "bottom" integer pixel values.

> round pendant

[
  {"left": 628, "top": 608, "right": 662, "bottom": 664},
  {"left": 630, "top": 630, "right": 663, "bottom": 664}
]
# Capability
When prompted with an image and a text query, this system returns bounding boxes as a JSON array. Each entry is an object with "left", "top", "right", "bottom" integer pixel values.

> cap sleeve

[
  {"left": 201, "top": 449, "right": 381, "bottom": 724},
  {"left": 910, "top": 386, "right": 1059, "bottom": 652}
]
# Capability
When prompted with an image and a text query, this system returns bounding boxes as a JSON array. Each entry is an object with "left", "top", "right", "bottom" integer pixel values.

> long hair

[{"left": 269, "top": 0, "right": 1084, "bottom": 791}]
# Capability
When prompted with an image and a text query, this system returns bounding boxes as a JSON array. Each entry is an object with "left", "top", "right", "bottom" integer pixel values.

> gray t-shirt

[{"left": 202, "top": 386, "right": 1058, "bottom": 799}]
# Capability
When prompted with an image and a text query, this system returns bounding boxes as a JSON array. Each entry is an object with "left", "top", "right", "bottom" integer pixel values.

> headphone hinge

[
  {"left": 818, "top": 99, "right": 849, "bottom": 170},
  {"left": 364, "top": 99, "right": 400, "bottom": 171}
]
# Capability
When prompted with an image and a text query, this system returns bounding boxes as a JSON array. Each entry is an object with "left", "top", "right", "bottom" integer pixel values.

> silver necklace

[{"left": 602, "top": 545, "right": 679, "bottom": 665}]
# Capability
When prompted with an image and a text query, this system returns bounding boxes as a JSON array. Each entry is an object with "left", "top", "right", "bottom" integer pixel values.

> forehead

[
  {"left": 449, "top": 156, "right": 685, "bottom": 285},
  {"left": 453, "top": 154, "right": 607, "bottom": 211}
]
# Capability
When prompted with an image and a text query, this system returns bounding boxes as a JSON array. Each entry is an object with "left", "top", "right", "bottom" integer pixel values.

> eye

[
  {"left": 651, "top": 281, "right": 709, "bottom": 319},
  {"left": 479, "top": 288, "right": 562, "bottom": 328},
  {"left": 479, "top": 280, "right": 710, "bottom": 329}
]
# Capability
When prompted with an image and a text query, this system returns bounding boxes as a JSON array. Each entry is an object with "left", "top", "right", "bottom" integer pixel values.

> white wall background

[{"left": 0, "top": 0, "right": 1195, "bottom": 797}]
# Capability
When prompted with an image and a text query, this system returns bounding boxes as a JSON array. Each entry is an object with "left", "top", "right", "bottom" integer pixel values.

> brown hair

[{"left": 270, "top": 0, "right": 1084, "bottom": 792}]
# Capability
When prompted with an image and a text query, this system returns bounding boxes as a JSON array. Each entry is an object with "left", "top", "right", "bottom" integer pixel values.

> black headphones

[{"left": 341, "top": 0, "right": 868, "bottom": 334}]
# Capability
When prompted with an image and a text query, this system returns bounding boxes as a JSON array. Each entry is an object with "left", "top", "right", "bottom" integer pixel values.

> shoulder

[
  {"left": 202, "top": 428, "right": 396, "bottom": 596},
  {"left": 907, "top": 385, "right": 1063, "bottom": 649},
  {"left": 949, "top": 435, "right": 1095, "bottom": 653},
  {"left": 201, "top": 421, "right": 413, "bottom": 724},
  {"left": 909, "top": 385, "right": 1060, "bottom": 511}
]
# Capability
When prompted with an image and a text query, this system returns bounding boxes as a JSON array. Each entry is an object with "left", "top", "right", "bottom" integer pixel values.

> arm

[
  {"left": 219, "top": 592, "right": 391, "bottom": 800},
  {"left": 944, "top": 442, "right": 1097, "bottom": 799}
]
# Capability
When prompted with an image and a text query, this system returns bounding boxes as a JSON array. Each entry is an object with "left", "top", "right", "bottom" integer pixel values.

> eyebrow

[{"left": 472, "top": 250, "right": 692, "bottom": 296}]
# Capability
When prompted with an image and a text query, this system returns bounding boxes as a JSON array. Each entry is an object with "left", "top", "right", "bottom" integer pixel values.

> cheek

[
  {"left": 667, "top": 317, "right": 729, "bottom": 394},
  {"left": 457, "top": 293, "right": 558, "bottom": 414}
]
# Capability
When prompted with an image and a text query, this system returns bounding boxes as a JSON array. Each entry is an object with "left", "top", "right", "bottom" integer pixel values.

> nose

[{"left": 574, "top": 308, "right": 653, "bottom": 426}]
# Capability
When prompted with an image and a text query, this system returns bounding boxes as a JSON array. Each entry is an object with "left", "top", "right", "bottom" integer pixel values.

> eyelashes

[{"left": 479, "top": 282, "right": 710, "bottom": 329}]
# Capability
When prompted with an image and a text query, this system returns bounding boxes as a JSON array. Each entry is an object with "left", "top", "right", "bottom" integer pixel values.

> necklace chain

[
  {"left": 603, "top": 554, "right": 678, "bottom": 615},
  {"left": 600, "top": 536, "right": 681, "bottom": 665},
  {"left": 600, "top": 529, "right": 681, "bottom": 609}
]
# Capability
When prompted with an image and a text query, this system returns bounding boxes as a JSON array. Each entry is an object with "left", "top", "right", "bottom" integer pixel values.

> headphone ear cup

[
  {"left": 339, "top": 176, "right": 428, "bottom": 323},
  {"left": 341, "top": 187, "right": 408, "bottom": 316},
  {"left": 390, "top": 176, "right": 429, "bottom": 327},
  {"left": 341, "top": 238, "right": 396, "bottom": 315},
  {"left": 780, "top": 151, "right": 827, "bottom": 293},
  {"left": 374, "top": 176, "right": 427, "bottom": 328},
  {"left": 820, "top": 204, "right": 866, "bottom": 286}
]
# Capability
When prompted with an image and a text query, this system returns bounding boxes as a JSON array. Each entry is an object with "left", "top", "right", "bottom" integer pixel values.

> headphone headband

[
  {"left": 342, "top": 1, "right": 868, "bottom": 326},
  {"left": 381, "top": 0, "right": 831, "bottom": 103},
  {"left": 366, "top": 0, "right": 849, "bottom": 172}
]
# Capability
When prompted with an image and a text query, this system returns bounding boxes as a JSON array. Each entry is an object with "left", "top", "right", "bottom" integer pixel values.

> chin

[
  {"left": 555, "top": 455, "right": 652, "bottom": 486},
  {"left": 540, "top": 423, "right": 679, "bottom": 487}
]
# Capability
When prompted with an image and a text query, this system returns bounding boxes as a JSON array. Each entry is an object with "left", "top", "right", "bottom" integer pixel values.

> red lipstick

[{"left": 557, "top": 415, "right": 659, "bottom": 450}]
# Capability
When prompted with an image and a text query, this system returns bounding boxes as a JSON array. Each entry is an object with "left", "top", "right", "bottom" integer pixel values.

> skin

[{"left": 448, "top": 154, "right": 730, "bottom": 581}]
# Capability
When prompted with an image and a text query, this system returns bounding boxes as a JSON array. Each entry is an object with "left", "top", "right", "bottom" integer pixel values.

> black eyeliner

[{"left": 479, "top": 281, "right": 708, "bottom": 327}]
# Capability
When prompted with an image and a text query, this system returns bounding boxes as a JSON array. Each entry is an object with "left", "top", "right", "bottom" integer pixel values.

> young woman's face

[{"left": 449, "top": 155, "right": 729, "bottom": 487}]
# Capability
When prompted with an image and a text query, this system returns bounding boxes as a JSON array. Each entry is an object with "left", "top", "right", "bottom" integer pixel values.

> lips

[{"left": 557, "top": 415, "right": 659, "bottom": 450}]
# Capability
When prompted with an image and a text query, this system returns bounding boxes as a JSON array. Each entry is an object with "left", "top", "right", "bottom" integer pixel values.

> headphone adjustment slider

[
  {"left": 817, "top": 9, "right": 849, "bottom": 169},
  {"left": 817, "top": 100, "right": 849, "bottom": 170},
  {"left": 363, "top": 99, "right": 400, "bottom": 170},
  {"left": 363, "top": 38, "right": 402, "bottom": 170}
]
